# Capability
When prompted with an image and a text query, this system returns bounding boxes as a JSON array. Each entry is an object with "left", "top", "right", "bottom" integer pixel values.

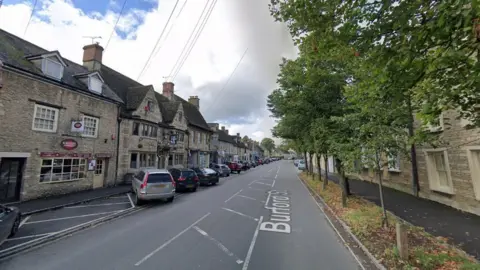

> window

[
  {"left": 197, "top": 132, "right": 201, "bottom": 144},
  {"left": 387, "top": 152, "right": 401, "bottom": 171},
  {"left": 174, "top": 154, "right": 179, "bottom": 165},
  {"left": 178, "top": 154, "right": 184, "bottom": 165},
  {"left": 425, "top": 149, "right": 454, "bottom": 194},
  {"left": 130, "top": 153, "right": 156, "bottom": 168},
  {"left": 137, "top": 123, "right": 157, "bottom": 138},
  {"left": 82, "top": 115, "right": 99, "bottom": 137},
  {"left": 40, "top": 158, "right": 87, "bottom": 182},
  {"left": 133, "top": 122, "right": 140, "bottom": 135},
  {"left": 426, "top": 112, "right": 444, "bottom": 132},
  {"left": 32, "top": 104, "right": 59, "bottom": 132},
  {"left": 95, "top": 159, "right": 103, "bottom": 175},
  {"left": 466, "top": 147, "right": 480, "bottom": 200},
  {"left": 178, "top": 112, "right": 183, "bottom": 122},
  {"left": 42, "top": 58, "right": 63, "bottom": 80},
  {"left": 88, "top": 76, "right": 103, "bottom": 93},
  {"left": 130, "top": 153, "right": 138, "bottom": 168},
  {"left": 147, "top": 100, "right": 155, "bottom": 112}
]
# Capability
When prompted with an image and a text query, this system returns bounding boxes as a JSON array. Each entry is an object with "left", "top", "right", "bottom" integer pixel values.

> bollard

[{"left": 396, "top": 222, "right": 409, "bottom": 259}]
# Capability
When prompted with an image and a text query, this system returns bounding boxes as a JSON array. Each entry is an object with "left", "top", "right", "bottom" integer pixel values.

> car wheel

[
  {"left": 10, "top": 215, "right": 21, "bottom": 237},
  {"left": 166, "top": 196, "right": 174, "bottom": 203},
  {"left": 134, "top": 193, "right": 143, "bottom": 206},
  {"left": 192, "top": 187, "right": 197, "bottom": 192}
]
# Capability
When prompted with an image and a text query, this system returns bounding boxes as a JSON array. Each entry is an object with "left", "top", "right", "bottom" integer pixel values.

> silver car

[
  {"left": 212, "top": 164, "right": 230, "bottom": 177},
  {"left": 131, "top": 169, "right": 175, "bottom": 205}
]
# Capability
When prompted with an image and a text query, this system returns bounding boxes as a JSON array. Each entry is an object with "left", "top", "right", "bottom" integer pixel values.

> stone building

[{"left": 0, "top": 29, "right": 123, "bottom": 202}]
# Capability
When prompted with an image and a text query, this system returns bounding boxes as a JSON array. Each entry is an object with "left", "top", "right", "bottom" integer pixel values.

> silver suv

[{"left": 131, "top": 169, "right": 175, "bottom": 205}]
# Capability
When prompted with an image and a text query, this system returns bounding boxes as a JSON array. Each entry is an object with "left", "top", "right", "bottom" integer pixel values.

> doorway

[
  {"left": 0, "top": 158, "right": 25, "bottom": 202},
  {"left": 93, "top": 159, "right": 105, "bottom": 189}
]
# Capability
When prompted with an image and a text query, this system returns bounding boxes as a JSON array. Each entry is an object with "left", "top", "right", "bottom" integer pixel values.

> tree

[
  {"left": 241, "top": 135, "right": 250, "bottom": 143},
  {"left": 261, "top": 138, "right": 275, "bottom": 154}
]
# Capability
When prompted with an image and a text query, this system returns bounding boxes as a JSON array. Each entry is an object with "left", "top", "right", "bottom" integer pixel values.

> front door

[
  {"left": 0, "top": 158, "right": 24, "bottom": 202},
  {"left": 93, "top": 159, "right": 105, "bottom": 189}
]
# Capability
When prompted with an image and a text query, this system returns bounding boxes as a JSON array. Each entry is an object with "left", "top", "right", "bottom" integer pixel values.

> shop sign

[
  {"left": 95, "top": 153, "right": 112, "bottom": 158},
  {"left": 40, "top": 152, "right": 91, "bottom": 158},
  {"left": 60, "top": 139, "right": 78, "bottom": 150}
]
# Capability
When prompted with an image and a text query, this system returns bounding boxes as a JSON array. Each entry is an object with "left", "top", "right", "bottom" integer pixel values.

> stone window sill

[{"left": 39, "top": 179, "right": 83, "bottom": 184}]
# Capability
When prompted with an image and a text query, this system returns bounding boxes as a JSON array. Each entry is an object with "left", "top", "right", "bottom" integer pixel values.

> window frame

[
  {"left": 387, "top": 151, "right": 401, "bottom": 172},
  {"left": 465, "top": 146, "right": 480, "bottom": 200},
  {"left": 88, "top": 75, "right": 103, "bottom": 93},
  {"left": 39, "top": 158, "right": 87, "bottom": 183},
  {"left": 42, "top": 58, "right": 64, "bottom": 80},
  {"left": 32, "top": 104, "right": 59, "bottom": 133},
  {"left": 82, "top": 115, "right": 99, "bottom": 138},
  {"left": 424, "top": 148, "right": 454, "bottom": 194}
]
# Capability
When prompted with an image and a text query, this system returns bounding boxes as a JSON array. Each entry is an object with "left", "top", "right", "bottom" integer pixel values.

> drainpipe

[{"left": 114, "top": 107, "right": 122, "bottom": 186}]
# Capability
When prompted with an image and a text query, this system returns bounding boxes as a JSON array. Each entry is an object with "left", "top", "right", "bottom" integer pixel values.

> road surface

[{"left": 0, "top": 161, "right": 361, "bottom": 270}]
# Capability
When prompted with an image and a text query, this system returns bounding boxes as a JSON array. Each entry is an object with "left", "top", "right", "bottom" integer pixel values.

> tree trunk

[
  {"left": 316, "top": 153, "right": 322, "bottom": 181},
  {"left": 407, "top": 96, "right": 420, "bottom": 197},
  {"left": 335, "top": 158, "right": 348, "bottom": 207},
  {"left": 323, "top": 154, "right": 329, "bottom": 190},
  {"left": 309, "top": 151, "right": 314, "bottom": 175},
  {"left": 377, "top": 170, "right": 389, "bottom": 228},
  {"left": 304, "top": 151, "right": 309, "bottom": 174}
]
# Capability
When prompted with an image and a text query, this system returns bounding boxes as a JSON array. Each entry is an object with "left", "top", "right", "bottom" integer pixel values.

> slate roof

[
  {"left": 0, "top": 29, "right": 122, "bottom": 103},
  {"left": 173, "top": 95, "right": 212, "bottom": 132},
  {"left": 217, "top": 130, "right": 236, "bottom": 144},
  {"left": 126, "top": 85, "right": 151, "bottom": 110},
  {"left": 160, "top": 101, "right": 181, "bottom": 123}
]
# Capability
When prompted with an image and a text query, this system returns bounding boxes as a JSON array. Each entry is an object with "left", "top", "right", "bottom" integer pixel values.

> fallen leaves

[{"left": 299, "top": 172, "right": 480, "bottom": 270}]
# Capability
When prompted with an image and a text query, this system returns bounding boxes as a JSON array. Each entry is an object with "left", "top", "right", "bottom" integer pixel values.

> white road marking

[
  {"left": 193, "top": 226, "right": 244, "bottom": 265},
  {"left": 242, "top": 216, "right": 263, "bottom": 270},
  {"left": 127, "top": 193, "right": 135, "bottom": 208},
  {"left": 268, "top": 168, "right": 274, "bottom": 172},
  {"left": 237, "top": 195, "right": 258, "bottom": 201},
  {"left": 271, "top": 180, "right": 276, "bottom": 187},
  {"left": 248, "top": 187, "right": 265, "bottom": 192},
  {"left": 248, "top": 180, "right": 257, "bottom": 186},
  {"left": 25, "top": 211, "right": 121, "bottom": 224},
  {"left": 134, "top": 212, "right": 211, "bottom": 266},
  {"left": 297, "top": 176, "right": 367, "bottom": 270},
  {"left": 65, "top": 202, "right": 130, "bottom": 209},
  {"left": 19, "top": 215, "right": 30, "bottom": 228},
  {"left": 222, "top": 208, "right": 258, "bottom": 221},
  {"left": 225, "top": 189, "right": 243, "bottom": 203},
  {"left": 264, "top": 191, "right": 272, "bottom": 208},
  {"left": 5, "top": 232, "right": 53, "bottom": 241},
  {"left": 252, "top": 181, "right": 271, "bottom": 186}
]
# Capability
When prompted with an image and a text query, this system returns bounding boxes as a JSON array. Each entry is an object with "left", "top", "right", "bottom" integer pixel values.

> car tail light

[
  {"left": 140, "top": 173, "right": 149, "bottom": 189},
  {"left": 194, "top": 176, "right": 199, "bottom": 182},
  {"left": 178, "top": 176, "right": 186, "bottom": 181},
  {"left": 170, "top": 174, "right": 176, "bottom": 187}
]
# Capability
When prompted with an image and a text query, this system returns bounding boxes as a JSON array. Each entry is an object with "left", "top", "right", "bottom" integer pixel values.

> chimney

[
  {"left": 82, "top": 43, "right": 104, "bottom": 71},
  {"left": 237, "top": 133, "right": 240, "bottom": 137},
  {"left": 188, "top": 96, "right": 200, "bottom": 110},
  {"left": 225, "top": 129, "right": 229, "bottom": 135},
  {"left": 163, "top": 82, "right": 175, "bottom": 100},
  {"left": 221, "top": 126, "right": 225, "bottom": 131}
]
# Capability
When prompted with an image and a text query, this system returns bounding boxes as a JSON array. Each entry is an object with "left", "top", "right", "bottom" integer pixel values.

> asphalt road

[{"left": 0, "top": 161, "right": 361, "bottom": 270}]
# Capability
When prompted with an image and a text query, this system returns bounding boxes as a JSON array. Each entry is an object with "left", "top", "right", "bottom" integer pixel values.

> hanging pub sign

[{"left": 60, "top": 139, "right": 78, "bottom": 150}]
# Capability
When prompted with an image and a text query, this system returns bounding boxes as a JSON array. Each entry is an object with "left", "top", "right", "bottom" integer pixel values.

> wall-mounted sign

[
  {"left": 40, "top": 152, "right": 91, "bottom": 158},
  {"left": 88, "top": 159, "right": 96, "bottom": 171},
  {"left": 61, "top": 139, "right": 78, "bottom": 150},
  {"left": 71, "top": 120, "right": 84, "bottom": 132}
]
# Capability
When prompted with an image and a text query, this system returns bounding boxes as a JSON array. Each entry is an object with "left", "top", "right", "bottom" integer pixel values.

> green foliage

[{"left": 261, "top": 138, "right": 276, "bottom": 153}]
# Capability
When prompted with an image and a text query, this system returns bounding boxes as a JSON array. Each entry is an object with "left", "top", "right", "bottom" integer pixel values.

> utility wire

[
  {"left": 204, "top": 48, "right": 249, "bottom": 114},
  {"left": 143, "top": 0, "right": 189, "bottom": 77},
  {"left": 104, "top": 0, "right": 128, "bottom": 51},
  {"left": 171, "top": 0, "right": 217, "bottom": 80},
  {"left": 23, "top": 0, "right": 38, "bottom": 37},
  {"left": 137, "top": 0, "right": 181, "bottom": 81},
  {"left": 167, "top": 0, "right": 211, "bottom": 79}
]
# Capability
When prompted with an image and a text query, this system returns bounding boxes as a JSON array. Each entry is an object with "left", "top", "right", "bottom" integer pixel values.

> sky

[{"left": 0, "top": 0, "right": 296, "bottom": 143}]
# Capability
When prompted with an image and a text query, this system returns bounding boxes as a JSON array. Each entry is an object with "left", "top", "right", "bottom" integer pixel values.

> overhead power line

[
  {"left": 142, "top": 0, "right": 189, "bottom": 78},
  {"left": 104, "top": 0, "right": 128, "bottom": 51},
  {"left": 23, "top": 0, "right": 38, "bottom": 37},
  {"left": 171, "top": 0, "right": 217, "bottom": 81},
  {"left": 137, "top": 0, "right": 181, "bottom": 81},
  {"left": 204, "top": 48, "right": 249, "bottom": 114}
]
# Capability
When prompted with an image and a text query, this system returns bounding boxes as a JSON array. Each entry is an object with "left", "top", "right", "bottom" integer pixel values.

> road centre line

[
  {"left": 225, "top": 189, "right": 243, "bottom": 203},
  {"left": 248, "top": 180, "right": 257, "bottom": 186},
  {"left": 242, "top": 216, "right": 263, "bottom": 270},
  {"left": 193, "top": 226, "right": 243, "bottom": 265},
  {"left": 252, "top": 182, "right": 272, "bottom": 186},
  {"left": 134, "top": 212, "right": 211, "bottom": 266},
  {"left": 18, "top": 215, "right": 30, "bottom": 228},
  {"left": 248, "top": 187, "right": 265, "bottom": 192},
  {"left": 24, "top": 211, "right": 122, "bottom": 224},
  {"left": 222, "top": 207, "right": 259, "bottom": 221},
  {"left": 237, "top": 195, "right": 259, "bottom": 201},
  {"left": 127, "top": 193, "right": 135, "bottom": 208},
  {"left": 271, "top": 180, "right": 276, "bottom": 187},
  {"left": 65, "top": 202, "right": 130, "bottom": 209},
  {"left": 5, "top": 232, "right": 53, "bottom": 242}
]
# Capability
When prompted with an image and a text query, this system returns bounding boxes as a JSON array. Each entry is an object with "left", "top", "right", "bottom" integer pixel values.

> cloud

[{"left": 0, "top": 0, "right": 295, "bottom": 141}]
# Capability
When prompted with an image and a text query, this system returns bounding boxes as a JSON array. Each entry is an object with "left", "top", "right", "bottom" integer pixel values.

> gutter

[{"left": 114, "top": 106, "right": 122, "bottom": 186}]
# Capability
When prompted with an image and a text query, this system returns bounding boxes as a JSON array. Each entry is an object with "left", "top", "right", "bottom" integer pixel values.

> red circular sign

[
  {"left": 74, "top": 122, "right": 82, "bottom": 128},
  {"left": 61, "top": 139, "right": 78, "bottom": 150}
]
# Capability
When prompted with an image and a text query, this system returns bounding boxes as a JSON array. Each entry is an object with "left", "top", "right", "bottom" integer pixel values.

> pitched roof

[
  {"left": 174, "top": 95, "right": 212, "bottom": 132},
  {"left": 0, "top": 29, "right": 122, "bottom": 103},
  {"left": 160, "top": 101, "right": 181, "bottom": 123},
  {"left": 126, "top": 85, "right": 151, "bottom": 110},
  {"left": 217, "top": 130, "right": 236, "bottom": 144}
]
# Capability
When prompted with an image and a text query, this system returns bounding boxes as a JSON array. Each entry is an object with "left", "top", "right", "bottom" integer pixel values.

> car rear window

[
  {"left": 181, "top": 171, "right": 195, "bottom": 177},
  {"left": 147, "top": 173, "right": 171, "bottom": 183},
  {"left": 204, "top": 168, "right": 216, "bottom": 174}
]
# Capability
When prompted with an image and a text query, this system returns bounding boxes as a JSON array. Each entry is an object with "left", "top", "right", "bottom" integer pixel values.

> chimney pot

[
  {"left": 163, "top": 82, "right": 175, "bottom": 100},
  {"left": 82, "top": 43, "right": 104, "bottom": 71},
  {"left": 225, "top": 129, "right": 229, "bottom": 135},
  {"left": 221, "top": 126, "right": 225, "bottom": 131},
  {"left": 237, "top": 133, "right": 240, "bottom": 137},
  {"left": 188, "top": 96, "right": 200, "bottom": 110}
]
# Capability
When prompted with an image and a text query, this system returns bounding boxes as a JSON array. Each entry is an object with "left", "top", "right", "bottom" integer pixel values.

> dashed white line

[
  {"left": 19, "top": 215, "right": 30, "bottom": 228},
  {"left": 237, "top": 195, "right": 258, "bottom": 201},
  {"left": 271, "top": 180, "right": 276, "bottom": 187},
  {"left": 225, "top": 189, "right": 243, "bottom": 203},
  {"left": 134, "top": 212, "right": 211, "bottom": 266},
  {"left": 264, "top": 191, "right": 272, "bottom": 208},
  {"left": 252, "top": 181, "right": 271, "bottom": 186},
  {"left": 127, "top": 193, "right": 135, "bottom": 208},
  {"left": 222, "top": 207, "right": 259, "bottom": 221},
  {"left": 242, "top": 216, "right": 263, "bottom": 270},
  {"left": 25, "top": 211, "right": 121, "bottom": 224},
  {"left": 65, "top": 202, "right": 130, "bottom": 209},
  {"left": 193, "top": 226, "right": 244, "bottom": 265},
  {"left": 248, "top": 180, "right": 257, "bottom": 186}
]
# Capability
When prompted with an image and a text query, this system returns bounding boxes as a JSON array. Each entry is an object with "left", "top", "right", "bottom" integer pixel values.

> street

[{"left": 0, "top": 161, "right": 361, "bottom": 270}]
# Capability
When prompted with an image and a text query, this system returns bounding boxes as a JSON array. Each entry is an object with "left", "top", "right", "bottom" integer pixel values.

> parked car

[
  {"left": 297, "top": 160, "right": 306, "bottom": 170},
  {"left": 240, "top": 161, "right": 250, "bottom": 170},
  {"left": 258, "top": 159, "right": 263, "bottom": 165},
  {"left": 211, "top": 163, "right": 231, "bottom": 177},
  {"left": 131, "top": 169, "right": 176, "bottom": 205},
  {"left": 0, "top": 205, "right": 21, "bottom": 246},
  {"left": 168, "top": 168, "right": 199, "bottom": 192},
  {"left": 250, "top": 161, "right": 256, "bottom": 168},
  {"left": 192, "top": 168, "right": 220, "bottom": 186},
  {"left": 294, "top": 159, "right": 300, "bottom": 167},
  {"left": 226, "top": 162, "right": 242, "bottom": 174}
]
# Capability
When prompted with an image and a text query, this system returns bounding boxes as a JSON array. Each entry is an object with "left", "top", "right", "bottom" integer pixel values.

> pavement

[
  {"left": 319, "top": 169, "right": 480, "bottom": 260},
  {"left": 0, "top": 161, "right": 365, "bottom": 270}
]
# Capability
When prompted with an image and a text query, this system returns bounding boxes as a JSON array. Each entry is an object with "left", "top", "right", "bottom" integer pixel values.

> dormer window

[
  {"left": 42, "top": 58, "right": 63, "bottom": 80},
  {"left": 88, "top": 75, "right": 102, "bottom": 93}
]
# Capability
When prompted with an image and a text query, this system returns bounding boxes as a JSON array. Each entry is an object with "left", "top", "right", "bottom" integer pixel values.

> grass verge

[{"left": 299, "top": 172, "right": 480, "bottom": 270}]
